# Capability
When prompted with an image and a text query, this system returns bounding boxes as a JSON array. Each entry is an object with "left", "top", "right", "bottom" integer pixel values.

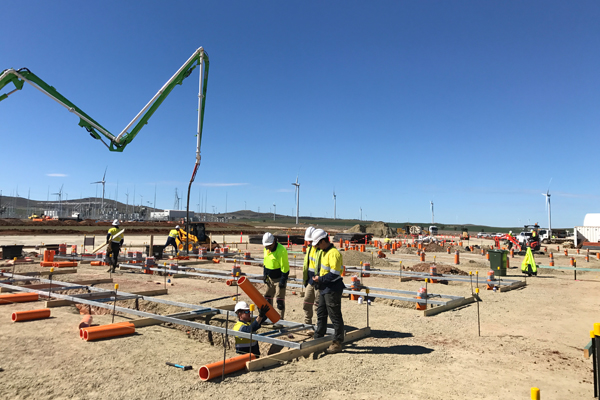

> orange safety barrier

[
  {"left": 429, "top": 265, "right": 438, "bottom": 283},
  {"left": 564, "top": 249, "right": 568, "bottom": 256},
  {"left": 577, "top": 249, "right": 580, "bottom": 254},
  {"left": 11, "top": 308, "right": 51, "bottom": 322},
  {"left": 416, "top": 287, "right": 427, "bottom": 310},
  {"left": 236, "top": 276, "right": 280, "bottom": 323},
  {"left": 454, "top": 251, "right": 460, "bottom": 265},
  {"left": 597, "top": 253, "right": 600, "bottom": 260},
  {"left": 199, "top": 353, "right": 257, "bottom": 381},
  {"left": 80, "top": 322, "right": 135, "bottom": 341},
  {"left": 0, "top": 293, "right": 39, "bottom": 305},
  {"left": 570, "top": 257, "right": 575, "bottom": 266},
  {"left": 486, "top": 253, "right": 490, "bottom": 261},
  {"left": 486, "top": 270, "right": 495, "bottom": 290},
  {"left": 420, "top": 252, "right": 425, "bottom": 262},
  {"left": 510, "top": 249, "right": 514, "bottom": 258},
  {"left": 52, "top": 261, "right": 78, "bottom": 268},
  {"left": 446, "top": 247, "right": 450, "bottom": 254}
]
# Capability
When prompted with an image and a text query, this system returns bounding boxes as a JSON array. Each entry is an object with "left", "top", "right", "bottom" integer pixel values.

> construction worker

[
  {"left": 165, "top": 225, "right": 181, "bottom": 254},
  {"left": 312, "top": 229, "right": 345, "bottom": 354},
  {"left": 106, "top": 219, "right": 124, "bottom": 273},
  {"left": 262, "top": 232, "right": 290, "bottom": 320},
  {"left": 232, "top": 301, "right": 270, "bottom": 357},
  {"left": 301, "top": 226, "right": 318, "bottom": 327}
]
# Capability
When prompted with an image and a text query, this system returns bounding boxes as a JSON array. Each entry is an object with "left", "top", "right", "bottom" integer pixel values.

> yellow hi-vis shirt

[
  {"left": 263, "top": 243, "right": 290, "bottom": 273},
  {"left": 108, "top": 227, "right": 124, "bottom": 243},
  {"left": 169, "top": 229, "right": 179, "bottom": 238},
  {"left": 318, "top": 246, "right": 343, "bottom": 278}
]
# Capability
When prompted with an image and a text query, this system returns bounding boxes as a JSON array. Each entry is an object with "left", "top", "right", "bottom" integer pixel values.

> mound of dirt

[
  {"left": 405, "top": 262, "right": 468, "bottom": 275},
  {"left": 366, "top": 221, "right": 395, "bottom": 237},
  {"left": 423, "top": 243, "right": 445, "bottom": 252},
  {"left": 346, "top": 224, "right": 367, "bottom": 233},
  {"left": 340, "top": 250, "right": 400, "bottom": 268}
]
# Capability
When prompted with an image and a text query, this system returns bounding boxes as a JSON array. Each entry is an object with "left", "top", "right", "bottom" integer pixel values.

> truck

[
  {"left": 429, "top": 226, "right": 438, "bottom": 236},
  {"left": 574, "top": 213, "right": 600, "bottom": 250}
]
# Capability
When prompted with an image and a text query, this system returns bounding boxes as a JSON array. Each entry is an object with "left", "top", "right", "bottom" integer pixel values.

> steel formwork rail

[
  {"left": 0, "top": 278, "right": 313, "bottom": 349},
  {"left": 121, "top": 264, "right": 449, "bottom": 306}
]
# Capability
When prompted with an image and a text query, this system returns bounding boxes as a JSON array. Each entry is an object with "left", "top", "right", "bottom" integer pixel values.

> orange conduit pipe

[
  {"left": 0, "top": 293, "right": 39, "bottom": 305},
  {"left": 80, "top": 322, "right": 135, "bottom": 342},
  {"left": 198, "top": 353, "right": 256, "bottom": 381},
  {"left": 52, "top": 261, "right": 78, "bottom": 268},
  {"left": 79, "top": 315, "right": 93, "bottom": 329},
  {"left": 236, "top": 276, "right": 281, "bottom": 323},
  {"left": 11, "top": 308, "right": 51, "bottom": 322}
]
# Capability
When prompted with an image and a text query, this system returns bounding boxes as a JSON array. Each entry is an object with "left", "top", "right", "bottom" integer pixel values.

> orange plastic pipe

[
  {"left": 52, "top": 261, "right": 78, "bottom": 268},
  {"left": 0, "top": 293, "right": 39, "bottom": 305},
  {"left": 11, "top": 308, "right": 51, "bottom": 322},
  {"left": 79, "top": 321, "right": 134, "bottom": 338},
  {"left": 236, "top": 276, "right": 280, "bottom": 323},
  {"left": 79, "top": 315, "right": 93, "bottom": 329},
  {"left": 40, "top": 261, "right": 55, "bottom": 267},
  {"left": 80, "top": 322, "right": 135, "bottom": 341},
  {"left": 198, "top": 353, "right": 256, "bottom": 381}
]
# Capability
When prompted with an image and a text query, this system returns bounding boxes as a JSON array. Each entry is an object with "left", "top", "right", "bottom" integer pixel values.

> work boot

[{"left": 326, "top": 341, "right": 343, "bottom": 354}]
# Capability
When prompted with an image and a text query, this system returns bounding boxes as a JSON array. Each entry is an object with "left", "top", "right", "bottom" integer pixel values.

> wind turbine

[
  {"left": 174, "top": 189, "right": 181, "bottom": 210},
  {"left": 91, "top": 167, "right": 107, "bottom": 215},
  {"left": 125, "top": 189, "right": 130, "bottom": 216},
  {"left": 333, "top": 190, "right": 337, "bottom": 220},
  {"left": 430, "top": 201, "right": 434, "bottom": 224},
  {"left": 542, "top": 179, "right": 552, "bottom": 237},
  {"left": 292, "top": 176, "right": 300, "bottom": 225},
  {"left": 52, "top": 184, "right": 64, "bottom": 216},
  {"left": 273, "top": 203, "right": 276, "bottom": 221}
]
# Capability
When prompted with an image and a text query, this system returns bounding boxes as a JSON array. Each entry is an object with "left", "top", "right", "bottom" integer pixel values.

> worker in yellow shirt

[
  {"left": 106, "top": 219, "right": 124, "bottom": 273},
  {"left": 301, "top": 226, "right": 318, "bottom": 327},
  {"left": 311, "top": 229, "right": 345, "bottom": 353},
  {"left": 262, "top": 232, "right": 290, "bottom": 320},
  {"left": 165, "top": 225, "right": 181, "bottom": 255}
]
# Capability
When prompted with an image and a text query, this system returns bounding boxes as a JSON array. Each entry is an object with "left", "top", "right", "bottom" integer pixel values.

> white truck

[{"left": 574, "top": 213, "right": 600, "bottom": 249}]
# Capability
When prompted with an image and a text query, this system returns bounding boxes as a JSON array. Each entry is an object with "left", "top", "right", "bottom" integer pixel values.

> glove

[
  {"left": 258, "top": 304, "right": 270, "bottom": 318},
  {"left": 262, "top": 266, "right": 268, "bottom": 283}
]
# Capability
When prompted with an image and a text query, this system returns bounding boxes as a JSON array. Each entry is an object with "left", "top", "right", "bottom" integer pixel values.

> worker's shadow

[{"left": 338, "top": 343, "right": 434, "bottom": 356}]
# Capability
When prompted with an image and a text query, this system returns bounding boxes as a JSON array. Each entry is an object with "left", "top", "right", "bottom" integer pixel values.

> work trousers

[
  {"left": 315, "top": 291, "right": 344, "bottom": 343},
  {"left": 303, "top": 284, "right": 319, "bottom": 325},
  {"left": 109, "top": 242, "right": 121, "bottom": 271},
  {"left": 165, "top": 237, "right": 178, "bottom": 253},
  {"left": 264, "top": 278, "right": 286, "bottom": 320}
]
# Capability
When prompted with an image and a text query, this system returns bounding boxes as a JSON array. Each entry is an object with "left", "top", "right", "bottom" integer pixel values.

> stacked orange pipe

[
  {"left": 52, "top": 261, "right": 78, "bottom": 268},
  {"left": 236, "top": 276, "right": 280, "bottom": 323},
  {"left": 11, "top": 308, "right": 51, "bottom": 322},
  {"left": 199, "top": 353, "right": 256, "bottom": 381},
  {"left": 0, "top": 293, "right": 39, "bottom": 305},
  {"left": 80, "top": 322, "right": 135, "bottom": 342}
]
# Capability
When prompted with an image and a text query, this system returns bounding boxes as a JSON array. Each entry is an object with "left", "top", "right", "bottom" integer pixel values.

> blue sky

[{"left": 1, "top": 1, "right": 598, "bottom": 227}]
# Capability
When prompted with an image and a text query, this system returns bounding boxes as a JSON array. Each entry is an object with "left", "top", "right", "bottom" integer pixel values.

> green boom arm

[{"left": 0, "top": 47, "right": 209, "bottom": 152}]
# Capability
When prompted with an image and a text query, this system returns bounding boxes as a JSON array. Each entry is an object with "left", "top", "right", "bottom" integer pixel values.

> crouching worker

[{"left": 232, "top": 301, "right": 270, "bottom": 357}]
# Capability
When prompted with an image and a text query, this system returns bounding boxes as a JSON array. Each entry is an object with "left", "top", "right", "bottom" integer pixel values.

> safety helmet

[
  {"left": 112, "top": 219, "right": 120, "bottom": 226},
  {"left": 304, "top": 226, "right": 315, "bottom": 242},
  {"left": 175, "top": 225, "right": 180, "bottom": 229},
  {"left": 262, "top": 232, "right": 275, "bottom": 246},
  {"left": 234, "top": 301, "right": 250, "bottom": 312},
  {"left": 509, "top": 231, "right": 512, "bottom": 234},
  {"left": 312, "top": 229, "right": 328, "bottom": 246}
]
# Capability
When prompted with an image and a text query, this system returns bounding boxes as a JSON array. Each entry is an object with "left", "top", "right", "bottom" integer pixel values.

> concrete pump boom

[{"left": 0, "top": 47, "right": 209, "bottom": 152}]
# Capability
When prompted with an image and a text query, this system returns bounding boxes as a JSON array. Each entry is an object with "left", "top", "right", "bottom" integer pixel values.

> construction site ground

[{"left": 0, "top": 234, "right": 597, "bottom": 399}]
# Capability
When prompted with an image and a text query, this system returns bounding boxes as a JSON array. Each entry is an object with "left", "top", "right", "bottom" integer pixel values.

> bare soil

[{"left": 0, "top": 235, "right": 597, "bottom": 399}]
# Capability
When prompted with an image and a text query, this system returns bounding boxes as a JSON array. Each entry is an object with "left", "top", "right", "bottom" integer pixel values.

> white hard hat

[
  {"left": 262, "top": 232, "right": 275, "bottom": 246},
  {"left": 304, "top": 226, "right": 315, "bottom": 242},
  {"left": 175, "top": 225, "right": 180, "bottom": 229},
  {"left": 312, "top": 229, "right": 328, "bottom": 246},
  {"left": 112, "top": 219, "right": 120, "bottom": 226},
  {"left": 234, "top": 301, "right": 250, "bottom": 312},
  {"left": 509, "top": 231, "right": 512, "bottom": 234}
]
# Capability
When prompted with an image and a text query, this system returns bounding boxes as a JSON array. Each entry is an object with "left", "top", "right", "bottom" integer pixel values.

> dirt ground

[{"left": 0, "top": 235, "right": 598, "bottom": 399}]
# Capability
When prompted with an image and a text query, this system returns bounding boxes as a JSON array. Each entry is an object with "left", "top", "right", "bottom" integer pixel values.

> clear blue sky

[{"left": 1, "top": 1, "right": 598, "bottom": 228}]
